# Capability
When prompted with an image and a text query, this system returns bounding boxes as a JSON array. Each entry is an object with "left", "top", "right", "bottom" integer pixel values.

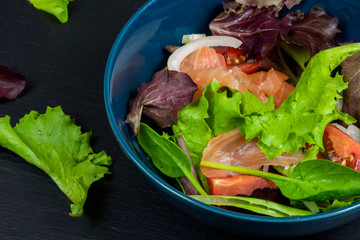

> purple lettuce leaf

[
  {"left": 281, "top": 7, "right": 340, "bottom": 56},
  {"left": 0, "top": 64, "right": 26, "bottom": 100},
  {"left": 209, "top": 6, "right": 294, "bottom": 57},
  {"left": 222, "top": 0, "right": 301, "bottom": 11},
  {"left": 341, "top": 51, "right": 360, "bottom": 127},
  {"left": 259, "top": 8, "right": 341, "bottom": 84},
  {"left": 126, "top": 70, "right": 198, "bottom": 136}
]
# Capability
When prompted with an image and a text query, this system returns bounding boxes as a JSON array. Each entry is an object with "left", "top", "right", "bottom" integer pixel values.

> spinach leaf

[
  {"left": 190, "top": 195, "right": 313, "bottom": 217},
  {"left": 137, "top": 123, "right": 207, "bottom": 195},
  {"left": 202, "top": 159, "right": 360, "bottom": 201}
]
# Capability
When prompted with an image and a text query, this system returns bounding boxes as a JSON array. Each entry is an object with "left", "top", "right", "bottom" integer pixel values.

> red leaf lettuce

[
  {"left": 126, "top": 70, "right": 198, "bottom": 136},
  {"left": 0, "top": 64, "right": 26, "bottom": 100}
]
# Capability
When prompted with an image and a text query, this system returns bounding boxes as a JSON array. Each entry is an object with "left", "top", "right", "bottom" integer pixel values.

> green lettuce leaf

[
  {"left": 190, "top": 195, "right": 312, "bottom": 217},
  {"left": 173, "top": 80, "right": 274, "bottom": 166},
  {"left": 202, "top": 159, "right": 360, "bottom": 202},
  {"left": 240, "top": 43, "right": 360, "bottom": 159},
  {"left": 29, "top": 0, "right": 73, "bottom": 23},
  {"left": 173, "top": 80, "right": 275, "bottom": 166},
  {"left": 172, "top": 90, "right": 213, "bottom": 166},
  {"left": 204, "top": 80, "right": 242, "bottom": 136},
  {"left": 0, "top": 106, "right": 112, "bottom": 216}
]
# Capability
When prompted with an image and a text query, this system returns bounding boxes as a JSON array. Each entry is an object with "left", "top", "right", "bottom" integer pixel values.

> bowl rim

[{"left": 104, "top": 0, "right": 360, "bottom": 225}]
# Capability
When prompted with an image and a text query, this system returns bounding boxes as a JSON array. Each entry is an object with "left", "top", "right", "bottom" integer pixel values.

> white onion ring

[
  {"left": 181, "top": 34, "right": 206, "bottom": 44},
  {"left": 167, "top": 36, "right": 242, "bottom": 72}
]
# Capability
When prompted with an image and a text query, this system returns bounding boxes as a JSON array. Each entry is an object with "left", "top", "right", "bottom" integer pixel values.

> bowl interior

[{"left": 104, "top": 0, "right": 360, "bottom": 237}]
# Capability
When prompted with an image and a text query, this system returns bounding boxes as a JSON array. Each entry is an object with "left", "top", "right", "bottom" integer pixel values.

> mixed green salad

[{"left": 125, "top": 0, "right": 360, "bottom": 217}]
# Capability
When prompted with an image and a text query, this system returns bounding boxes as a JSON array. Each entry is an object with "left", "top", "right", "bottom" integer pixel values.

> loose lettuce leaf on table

[
  {"left": 126, "top": 70, "right": 197, "bottom": 136},
  {"left": 0, "top": 106, "right": 112, "bottom": 216},
  {"left": 0, "top": 64, "right": 26, "bottom": 100},
  {"left": 29, "top": 0, "right": 73, "bottom": 23}
]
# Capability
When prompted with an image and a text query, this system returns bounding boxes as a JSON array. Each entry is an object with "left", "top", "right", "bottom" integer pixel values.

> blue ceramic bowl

[{"left": 104, "top": 0, "right": 360, "bottom": 237}]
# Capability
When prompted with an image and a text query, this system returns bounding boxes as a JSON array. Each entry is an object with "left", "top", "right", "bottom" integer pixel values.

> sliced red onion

[{"left": 167, "top": 35, "right": 242, "bottom": 72}]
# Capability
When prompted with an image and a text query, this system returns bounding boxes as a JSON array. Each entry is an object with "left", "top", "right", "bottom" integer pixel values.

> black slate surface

[{"left": 1, "top": 1, "right": 360, "bottom": 240}]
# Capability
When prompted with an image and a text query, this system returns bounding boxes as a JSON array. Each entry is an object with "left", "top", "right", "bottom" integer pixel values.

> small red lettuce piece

[
  {"left": 209, "top": 6, "right": 294, "bottom": 57},
  {"left": 0, "top": 64, "right": 26, "bottom": 100},
  {"left": 341, "top": 51, "right": 360, "bottom": 127},
  {"left": 126, "top": 70, "right": 198, "bottom": 136},
  {"left": 282, "top": 7, "right": 340, "bottom": 56}
]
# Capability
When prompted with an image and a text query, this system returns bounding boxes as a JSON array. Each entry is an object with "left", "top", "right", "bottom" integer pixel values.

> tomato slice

[
  {"left": 208, "top": 174, "right": 277, "bottom": 196},
  {"left": 323, "top": 124, "right": 360, "bottom": 171},
  {"left": 236, "top": 62, "right": 261, "bottom": 74},
  {"left": 215, "top": 47, "right": 246, "bottom": 66}
]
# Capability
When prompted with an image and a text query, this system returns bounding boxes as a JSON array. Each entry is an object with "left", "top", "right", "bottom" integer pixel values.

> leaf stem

[{"left": 201, "top": 160, "right": 295, "bottom": 183}]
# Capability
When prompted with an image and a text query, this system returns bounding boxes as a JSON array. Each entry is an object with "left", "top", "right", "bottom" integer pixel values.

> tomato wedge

[
  {"left": 215, "top": 47, "right": 246, "bottom": 66},
  {"left": 236, "top": 62, "right": 261, "bottom": 74},
  {"left": 323, "top": 124, "right": 360, "bottom": 171},
  {"left": 208, "top": 174, "right": 277, "bottom": 196}
]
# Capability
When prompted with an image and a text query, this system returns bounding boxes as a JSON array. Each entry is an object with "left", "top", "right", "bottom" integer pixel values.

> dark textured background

[{"left": 0, "top": 1, "right": 360, "bottom": 239}]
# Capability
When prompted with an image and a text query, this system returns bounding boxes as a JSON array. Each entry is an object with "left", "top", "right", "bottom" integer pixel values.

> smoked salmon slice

[
  {"left": 200, "top": 128, "right": 304, "bottom": 178},
  {"left": 179, "top": 46, "right": 295, "bottom": 106}
]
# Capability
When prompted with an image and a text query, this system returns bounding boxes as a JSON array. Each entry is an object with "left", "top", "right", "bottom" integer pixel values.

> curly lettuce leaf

[
  {"left": 0, "top": 64, "right": 26, "bottom": 100},
  {"left": 0, "top": 106, "right": 112, "bottom": 216},
  {"left": 172, "top": 91, "right": 213, "bottom": 166},
  {"left": 29, "top": 0, "right": 73, "bottom": 23},
  {"left": 172, "top": 80, "right": 274, "bottom": 166},
  {"left": 240, "top": 43, "right": 360, "bottom": 159}
]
